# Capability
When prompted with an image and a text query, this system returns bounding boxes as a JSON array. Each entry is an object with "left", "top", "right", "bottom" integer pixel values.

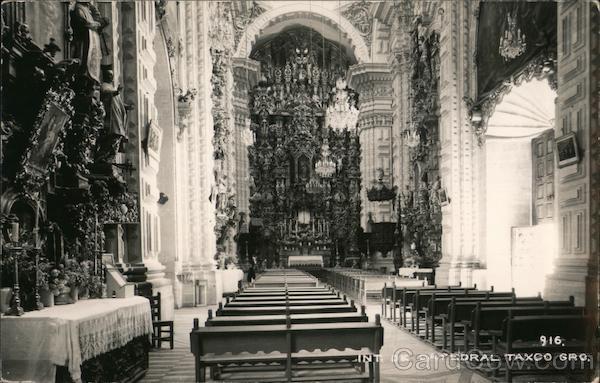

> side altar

[{"left": 0, "top": 296, "right": 152, "bottom": 382}]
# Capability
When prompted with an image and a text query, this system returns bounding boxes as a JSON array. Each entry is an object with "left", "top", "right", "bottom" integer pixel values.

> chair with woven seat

[{"left": 150, "top": 292, "right": 174, "bottom": 349}]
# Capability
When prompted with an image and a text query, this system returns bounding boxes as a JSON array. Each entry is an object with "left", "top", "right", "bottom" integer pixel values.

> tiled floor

[{"left": 141, "top": 302, "right": 491, "bottom": 383}]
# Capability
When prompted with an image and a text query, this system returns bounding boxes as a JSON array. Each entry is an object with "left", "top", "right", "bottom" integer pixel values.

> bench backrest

[
  {"left": 476, "top": 305, "right": 584, "bottom": 333},
  {"left": 217, "top": 304, "right": 357, "bottom": 316},
  {"left": 414, "top": 291, "right": 513, "bottom": 311},
  {"left": 226, "top": 299, "right": 348, "bottom": 307},
  {"left": 431, "top": 295, "right": 543, "bottom": 316},
  {"left": 503, "top": 315, "right": 589, "bottom": 347},
  {"left": 191, "top": 321, "right": 384, "bottom": 357},
  {"left": 206, "top": 312, "right": 369, "bottom": 326}
]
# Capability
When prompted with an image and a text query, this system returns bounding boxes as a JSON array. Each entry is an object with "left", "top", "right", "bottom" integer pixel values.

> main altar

[{"left": 246, "top": 28, "right": 362, "bottom": 268}]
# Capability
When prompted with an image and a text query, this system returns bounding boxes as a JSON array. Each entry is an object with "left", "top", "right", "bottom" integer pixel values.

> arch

[
  {"left": 234, "top": 3, "right": 370, "bottom": 63},
  {"left": 486, "top": 78, "right": 556, "bottom": 138}
]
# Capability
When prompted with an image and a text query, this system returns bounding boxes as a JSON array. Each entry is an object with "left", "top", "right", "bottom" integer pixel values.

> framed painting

[
  {"left": 555, "top": 132, "right": 579, "bottom": 168},
  {"left": 144, "top": 119, "right": 162, "bottom": 158},
  {"left": 25, "top": 101, "right": 70, "bottom": 175}
]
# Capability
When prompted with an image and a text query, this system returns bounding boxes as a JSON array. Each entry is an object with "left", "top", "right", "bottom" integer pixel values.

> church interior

[{"left": 0, "top": 1, "right": 598, "bottom": 382}]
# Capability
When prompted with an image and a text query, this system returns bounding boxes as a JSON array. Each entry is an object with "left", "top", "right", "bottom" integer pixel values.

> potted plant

[
  {"left": 78, "top": 260, "right": 93, "bottom": 299},
  {"left": 38, "top": 259, "right": 54, "bottom": 307},
  {"left": 88, "top": 275, "right": 104, "bottom": 299},
  {"left": 48, "top": 265, "right": 71, "bottom": 305},
  {"left": 64, "top": 259, "right": 86, "bottom": 303}
]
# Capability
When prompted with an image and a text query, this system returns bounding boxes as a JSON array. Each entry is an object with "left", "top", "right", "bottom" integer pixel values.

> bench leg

[
  {"left": 170, "top": 324, "right": 174, "bottom": 349},
  {"left": 195, "top": 361, "right": 206, "bottom": 383},
  {"left": 431, "top": 320, "right": 436, "bottom": 344},
  {"left": 442, "top": 325, "right": 447, "bottom": 350},
  {"left": 371, "top": 360, "right": 380, "bottom": 383}
]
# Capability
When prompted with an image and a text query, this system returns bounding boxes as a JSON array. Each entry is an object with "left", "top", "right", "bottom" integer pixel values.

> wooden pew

[
  {"left": 423, "top": 294, "right": 543, "bottom": 343},
  {"left": 225, "top": 298, "right": 349, "bottom": 307},
  {"left": 216, "top": 302, "right": 358, "bottom": 316},
  {"left": 397, "top": 287, "right": 479, "bottom": 328},
  {"left": 206, "top": 307, "right": 369, "bottom": 327},
  {"left": 466, "top": 298, "right": 579, "bottom": 350},
  {"left": 443, "top": 297, "right": 573, "bottom": 352},
  {"left": 190, "top": 316, "right": 384, "bottom": 382},
  {"left": 409, "top": 290, "right": 514, "bottom": 335},
  {"left": 496, "top": 314, "right": 591, "bottom": 382},
  {"left": 382, "top": 284, "right": 474, "bottom": 323},
  {"left": 233, "top": 294, "right": 340, "bottom": 302}
]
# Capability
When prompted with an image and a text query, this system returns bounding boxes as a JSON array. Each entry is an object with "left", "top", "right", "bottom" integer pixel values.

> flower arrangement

[
  {"left": 47, "top": 265, "right": 69, "bottom": 296},
  {"left": 64, "top": 259, "right": 87, "bottom": 288},
  {"left": 88, "top": 275, "right": 104, "bottom": 298}
]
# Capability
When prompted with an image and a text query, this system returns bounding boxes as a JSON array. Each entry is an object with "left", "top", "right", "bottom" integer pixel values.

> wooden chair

[{"left": 150, "top": 292, "right": 174, "bottom": 349}]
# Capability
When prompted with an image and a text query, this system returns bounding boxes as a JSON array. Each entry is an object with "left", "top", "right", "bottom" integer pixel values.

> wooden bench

[
  {"left": 216, "top": 302, "right": 358, "bottom": 316},
  {"left": 225, "top": 298, "right": 349, "bottom": 307},
  {"left": 381, "top": 284, "right": 472, "bottom": 322},
  {"left": 443, "top": 297, "right": 574, "bottom": 352},
  {"left": 466, "top": 298, "right": 578, "bottom": 351},
  {"left": 396, "top": 287, "right": 479, "bottom": 328},
  {"left": 190, "top": 316, "right": 384, "bottom": 382},
  {"left": 206, "top": 308, "right": 369, "bottom": 327},
  {"left": 423, "top": 294, "right": 543, "bottom": 343},
  {"left": 409, "top": 290, "right": 514, "bottom": 335},
  {"left": 233, "top": 294, "right": 340, "bottom": 302},
  {"left": 496, "top": 314, "right": 591, "bottom": 382}
]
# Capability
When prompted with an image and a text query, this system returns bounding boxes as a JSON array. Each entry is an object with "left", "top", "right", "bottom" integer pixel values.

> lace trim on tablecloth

[
  {"left": 79, "top": 301, "right": 152, "bottom": 361},
  {"left": 67, "top": 300, "right": 152, "bottom": 381}
]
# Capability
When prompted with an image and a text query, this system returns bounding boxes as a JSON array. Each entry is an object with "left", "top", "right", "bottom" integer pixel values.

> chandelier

[
  {"left": 325, "top": 78, "right": 360, "bottom": 132},
  {"left": 315, "top": 139, "right": 336, "bottom": 178},
  {"left": 404, "top": 128, "right": 420, "bottom": 148},
  {"left": 499, "top": 12, "right": 526, "bottom": 61},
  {"left": 306, "top": 175, "right": 323, "bottom": 194}
]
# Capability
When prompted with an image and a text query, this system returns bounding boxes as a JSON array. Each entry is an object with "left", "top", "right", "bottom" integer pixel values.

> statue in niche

[
  {"left": 215, "top": 176, "right": 228, "bottom": 211},
  {"left": 297, "top": 155, "right": 310, "bottom": 182},
  {"left": 70, "top": 1, "right": 108, "bottom": 83},
  {"left": 98, "top": 69, "right": 131, "bottom": 162}
]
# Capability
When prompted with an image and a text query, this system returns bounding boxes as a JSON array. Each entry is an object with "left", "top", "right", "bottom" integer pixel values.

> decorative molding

[
  {"left": 341, "top": 0, "right": 373, "bottom": 49},
  {"left": 232, "top": 1, "right": 265, "bottom": 49},
  {"left": 469, "top": 53, "right": 558, "bottom": 146},
  {"left": 233, "top": 3, "right": 370, "bottom": 63}
]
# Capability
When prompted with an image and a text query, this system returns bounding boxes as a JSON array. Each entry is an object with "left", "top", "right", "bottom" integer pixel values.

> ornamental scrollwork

[
  {"left": 232, "top": 1, "right": 265, "bottom": 49},
  {"left": 342, "top": 0, "right": 373, "bottom": 48},
  {"left": 470, "top": 53, "right": 557, "bottom": 146}
]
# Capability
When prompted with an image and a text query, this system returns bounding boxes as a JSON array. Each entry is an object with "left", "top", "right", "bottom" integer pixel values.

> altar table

[{"left": 0, "top": 296, "right": 152, "bottom": 382}]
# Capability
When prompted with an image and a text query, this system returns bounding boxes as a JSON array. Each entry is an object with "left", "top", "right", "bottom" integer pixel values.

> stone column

[
  {"left": 348, "top": 64, "right": 394, "bottom": 226},
  {"left": 121, "top": 1, "right": 173, "bottom": 318},
  {"left": 175, "top": 1, "right": 221, "bottom": 305},
  {"left": 435, "top": 0, "right": 479, "bottom": 286}
]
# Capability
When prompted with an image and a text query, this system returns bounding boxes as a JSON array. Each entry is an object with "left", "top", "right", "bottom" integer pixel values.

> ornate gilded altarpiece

[{"left": 246, "top": 27, "right": 361, "bottom": 267}]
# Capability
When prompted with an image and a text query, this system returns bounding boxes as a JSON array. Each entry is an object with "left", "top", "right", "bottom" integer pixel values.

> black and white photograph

[{"left": 0, "top": 1, "right": 598, "bottom": 382}]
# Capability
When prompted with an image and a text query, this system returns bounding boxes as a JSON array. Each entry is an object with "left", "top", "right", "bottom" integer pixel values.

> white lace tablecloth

[{"left": 0, "top": 296, "right": 152, "bottom": 382}]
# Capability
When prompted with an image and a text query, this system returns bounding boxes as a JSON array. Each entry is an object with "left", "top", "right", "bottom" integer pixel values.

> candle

[
  {"left": 11, "top": 222, "right": 19, "bottom": 243},
  {"left": 34, "top": 200, "right": 40, "bottom": 248},
  {"left": 94, "top": 214, "right": 99, "bottom": 275}
]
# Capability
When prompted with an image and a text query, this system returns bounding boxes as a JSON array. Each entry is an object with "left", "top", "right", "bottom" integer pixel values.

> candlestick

[
  {"left": 34, "top": 250, "right": 43, "bottom": 310},
  {"left": 7, "top": 246, "right": 24, "bottom": 316}
]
